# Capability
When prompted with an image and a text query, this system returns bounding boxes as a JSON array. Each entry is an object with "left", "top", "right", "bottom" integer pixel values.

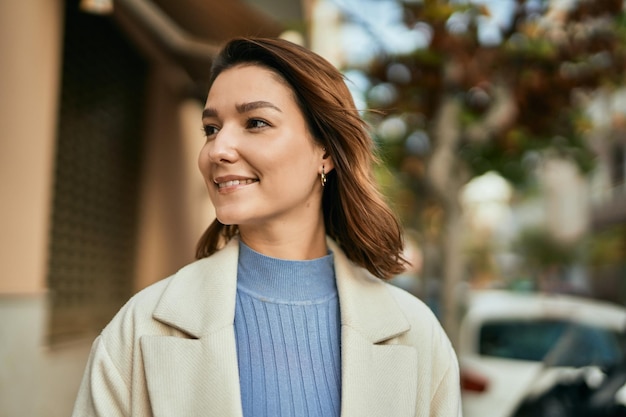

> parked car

[
  {"left": 458, "top": 289, "right": 626, "bottom": 417},
  {"left": 511, "top": 324, "right": 626, "bottom": 417}
]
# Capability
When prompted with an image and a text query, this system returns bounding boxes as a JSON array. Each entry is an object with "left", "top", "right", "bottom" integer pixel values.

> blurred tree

[
  {"left": 588, "top": 224, "right": 626, "bottom": 267},
  {"left": 352, "top": 0, "right": 626, "bottom": 342},
  {"left": 512, "top": 227, "right": 580, "bottom": 287}
]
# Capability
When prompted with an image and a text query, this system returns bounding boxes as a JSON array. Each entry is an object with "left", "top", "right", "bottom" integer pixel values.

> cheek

[{"left": 279, "top": 155, "right": 318, "bottom": 186}]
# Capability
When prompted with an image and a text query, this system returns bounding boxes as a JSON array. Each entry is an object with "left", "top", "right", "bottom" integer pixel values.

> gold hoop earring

[{"left": 320, "top": 166, "right": 327, "bottom": 187}]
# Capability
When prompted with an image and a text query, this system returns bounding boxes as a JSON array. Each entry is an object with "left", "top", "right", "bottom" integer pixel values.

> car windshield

[{"left": 480, "top": 319, "right": 624, "bottom": 366}]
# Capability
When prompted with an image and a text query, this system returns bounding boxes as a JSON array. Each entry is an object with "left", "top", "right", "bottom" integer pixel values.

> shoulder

[
  {"left": 94, "top": 256, "right": 227, "bottom": 367},
  {"left": 382, "top": 280, "right": 456, "bottom": 358},
  {"left": 110, "top": 258, "right": 201, "bottom": 319},
  {"left": 383, "top": 280, "right": 460, "bottom": 398},
  {"left": 110, "top": 276, "right": 172, "bottom": 328},
  {"left": 98, "top": 272, "right": 176, "bottom": 349},
  {"left": 345, "top": 263, "right": 441, "bottom": 331},
  {"left": 99, "top": 256, "right": 216, "bottom": 338},
  {"left": 109, "top": 240, "right": 240, "bottom": 325},
  {"left": 101, "top": 241, "right": 240, "bottom": 340},
  {"left": 384, "top": 282, "right": 440, "bottom": 326}
]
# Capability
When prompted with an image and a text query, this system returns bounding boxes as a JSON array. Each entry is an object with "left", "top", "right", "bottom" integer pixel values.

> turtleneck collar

[{"left": 236, "top": 240, "right": 337, "bottom": 304}]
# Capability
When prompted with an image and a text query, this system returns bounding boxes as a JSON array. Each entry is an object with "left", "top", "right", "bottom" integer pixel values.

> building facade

[{"left": 0, "top": 1, "right": 294, "bottom": 415}]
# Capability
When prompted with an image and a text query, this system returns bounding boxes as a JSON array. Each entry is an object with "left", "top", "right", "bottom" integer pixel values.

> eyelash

[
  {"left": 202, "top": 125, "right": 218, "bottom": 137},
  {"left": 246, "top": 118, "right": 270, "bottom": 130},
  {"left": 201, "top": 118, "right": 270, "bottom": 138}
]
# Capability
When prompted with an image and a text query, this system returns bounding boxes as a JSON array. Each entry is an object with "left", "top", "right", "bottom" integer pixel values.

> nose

[{"left": 207, "top": 127, "right": 238, "bottom": 164}]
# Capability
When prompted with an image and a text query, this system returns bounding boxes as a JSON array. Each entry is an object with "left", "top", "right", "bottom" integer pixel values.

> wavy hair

[{"left": 195, "top": 37, "right": 407, "bottom": 279}]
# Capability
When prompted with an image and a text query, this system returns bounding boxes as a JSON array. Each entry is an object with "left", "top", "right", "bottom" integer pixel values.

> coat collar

[
  {"left": 328, "top": 238, "right": 411, "bottom": 342},
  {"left": 328, "top": 238, "right": 417, "bottom": 416},
  {"left": 152, "top": 237, "right": 410, "bottom": 342},
  {"left": 151, "top": 237, "right": 240, "bottom": 338},
  {"left": 144, "top": 237, "right": 417, "bottom": 417}
]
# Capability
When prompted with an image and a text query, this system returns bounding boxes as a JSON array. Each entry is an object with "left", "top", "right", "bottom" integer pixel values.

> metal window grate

[{"left": 47, "top": 0, "right": 147, "bottom": 345}]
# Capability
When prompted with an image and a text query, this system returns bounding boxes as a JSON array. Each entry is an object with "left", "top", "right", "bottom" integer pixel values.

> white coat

[{"left": 72, "top": 238, "right": 462, "bottom": 417}]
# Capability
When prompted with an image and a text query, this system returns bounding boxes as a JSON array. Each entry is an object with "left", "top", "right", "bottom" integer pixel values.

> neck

[{"left": 238, "top": 214, "right": 328, "bottom": 260}]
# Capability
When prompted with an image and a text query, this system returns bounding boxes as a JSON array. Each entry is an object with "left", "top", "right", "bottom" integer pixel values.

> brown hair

[{"left": 195, "top": 37, "right": 407, "bottom": 279}]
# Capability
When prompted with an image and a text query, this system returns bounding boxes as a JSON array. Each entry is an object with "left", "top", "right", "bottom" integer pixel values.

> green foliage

[
  {"left": 512, "top": 228, "right": 580, "bottom": 268},
  {"left": 587, "top": 224, "right": 626, "bottom": 266},
  {"left": 357, "top": 0, "right": 626, "bottom": 194},
  {"left": 503, "top": 36, "right": 558, "bottom": 61}
]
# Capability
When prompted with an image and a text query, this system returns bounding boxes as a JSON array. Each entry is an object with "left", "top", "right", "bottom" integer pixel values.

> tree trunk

[
  {"left": 427, "top": 95, "right": 468, "bottom": 348},
  {"left": 440, "top": 195, "right": 464, "bottom": 348}
]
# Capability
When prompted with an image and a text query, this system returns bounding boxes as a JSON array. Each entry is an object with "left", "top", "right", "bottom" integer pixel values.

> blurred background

[{"left": 1, "top": 0, "right": 625, "bottom": 416}]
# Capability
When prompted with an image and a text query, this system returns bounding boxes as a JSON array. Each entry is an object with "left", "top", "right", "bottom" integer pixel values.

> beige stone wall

[
  {"left": 0, "top": 2, "right": 91, "bottom": 416},
  {"left": 0, "top": 2, "right": 214, "bottom": 416},
  {"left": 0, "top": 0, "right": 61, "bottom": 295},
  {"left": 133, "top": 67, "right": 213, "bottom": 292}
]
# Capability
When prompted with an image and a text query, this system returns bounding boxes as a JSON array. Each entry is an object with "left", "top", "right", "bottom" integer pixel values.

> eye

[
  {"left": 202, "top": 124, "right": 219, "bottom": 138},
  {"left": 246, "top": 118, "right": 270, "bottom": 130}
]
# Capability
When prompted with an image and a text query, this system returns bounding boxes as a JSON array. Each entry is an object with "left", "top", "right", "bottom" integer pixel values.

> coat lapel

[
  {"left": 141, "top": 329, "right": 241, "bottom": 417},
  {"left": 142, "top": 239, "right": 243, "bottom": 417},
  {"left": 330, "top": 239, "right": 418, "bottom": 417},
  {"left": 139, "top": 237, "right": 418, "bottom": 417}
]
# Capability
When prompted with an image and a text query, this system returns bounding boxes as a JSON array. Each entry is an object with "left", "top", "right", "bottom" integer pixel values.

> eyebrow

[
  {"left": 236, "top": 101, "right": 282, "bottom": 114},
  {"left": 202, "top": 101, "right": 282, "bottom": 119}
]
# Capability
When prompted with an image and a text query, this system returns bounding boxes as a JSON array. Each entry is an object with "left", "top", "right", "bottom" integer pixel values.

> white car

[{"left": 458, "top": 289, "right": 626, "bottom": 417}]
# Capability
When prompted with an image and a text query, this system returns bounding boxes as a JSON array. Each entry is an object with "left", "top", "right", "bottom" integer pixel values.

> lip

[{"left": 213, "top": 175, "right": 259, "bottom": 191}]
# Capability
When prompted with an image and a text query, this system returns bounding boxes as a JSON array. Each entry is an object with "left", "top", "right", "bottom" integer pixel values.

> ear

[{"left": 320, "top": 147, "right": 335, "bottom": 174}]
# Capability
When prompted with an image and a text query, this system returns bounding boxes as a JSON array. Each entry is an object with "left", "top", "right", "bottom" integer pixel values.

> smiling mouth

[{"left": 217, "top": 179, "right": 258, "bottom": 189}]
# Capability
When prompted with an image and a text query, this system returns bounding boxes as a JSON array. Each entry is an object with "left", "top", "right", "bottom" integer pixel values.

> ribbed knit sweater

[{"left": 234, "top": 241, "right": 341, "bottom": 417}]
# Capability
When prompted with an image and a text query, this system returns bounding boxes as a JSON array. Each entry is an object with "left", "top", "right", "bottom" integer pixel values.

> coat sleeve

[
  {"left": 385, "top": 284, "right": 463, "bottom": 417},
  {"left": 430, "top": 356, "right": 463, "bottom": 417},
  {"left": 71, "top": 335, "right": 131, "bottom": 417}
]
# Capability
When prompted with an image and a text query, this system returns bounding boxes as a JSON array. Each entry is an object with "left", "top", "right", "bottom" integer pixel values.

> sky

[{"left": 331, "top": 0, "right": 517, "bottom": 66}]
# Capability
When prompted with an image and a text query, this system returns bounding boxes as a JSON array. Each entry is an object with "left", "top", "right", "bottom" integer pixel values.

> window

[
  {"left": 480, "top": 319, "right": 623, "bottom": 367},
  {"left": 46, "top": 0, "right": 147, "bottom": 345}
]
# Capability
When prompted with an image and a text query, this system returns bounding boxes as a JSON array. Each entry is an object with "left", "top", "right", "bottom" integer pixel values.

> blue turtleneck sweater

[{"left": 234, "top": 241, "right": 341, "bottom": 417}]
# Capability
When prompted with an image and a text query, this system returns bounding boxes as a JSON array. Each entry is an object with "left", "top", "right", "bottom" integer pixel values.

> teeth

[{"left": 217, "top": 179, "right": 256, "bottom": 189}]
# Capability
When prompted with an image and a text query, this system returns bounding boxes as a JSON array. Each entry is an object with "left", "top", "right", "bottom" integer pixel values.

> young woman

[{"left": 72, "top": 37, "right": 461, "bottom": 417}]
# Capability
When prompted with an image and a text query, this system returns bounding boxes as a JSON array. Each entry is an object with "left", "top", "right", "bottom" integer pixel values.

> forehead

[{"left": 208, "top": 64, "right": 293, "bottom": 99}]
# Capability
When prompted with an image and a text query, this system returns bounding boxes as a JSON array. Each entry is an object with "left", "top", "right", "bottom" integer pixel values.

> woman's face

[{"left": 199, "top": 64, "right": 331, "bottom": 231}]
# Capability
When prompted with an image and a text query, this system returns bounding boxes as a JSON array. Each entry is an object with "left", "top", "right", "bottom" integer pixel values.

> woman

[{"left": 72, "top": 37, "right": 461, "bottom": 417}]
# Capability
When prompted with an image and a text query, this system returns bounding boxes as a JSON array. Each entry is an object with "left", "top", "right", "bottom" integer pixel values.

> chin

[
  {"left": 215, "top": 216, "right": 237, "bottom": 226},
  {"left": 214, "top": 209, "right": 246, "bottom": 226},
  {"left": 214, "top": 206, "right": 269, "bottom": 227}
]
